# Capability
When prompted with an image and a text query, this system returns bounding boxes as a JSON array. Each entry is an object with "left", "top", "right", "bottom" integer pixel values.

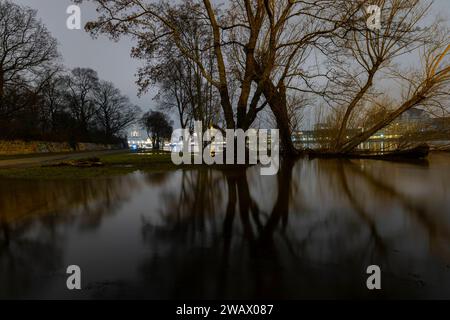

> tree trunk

[
  {"left": 0, "top": 69, "right": 4, "bottom": 111},
  {"left": 340, "top": 91, "right": 428, "bottom": 153},
  {"left": 262, "top": 80, "right": 298, "bottom": 156},
  {"left": 203, "top": 0, "right": 235, "bottom": 130}
]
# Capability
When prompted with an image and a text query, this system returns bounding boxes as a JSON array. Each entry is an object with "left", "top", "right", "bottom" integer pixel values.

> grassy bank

[
  {"left": 0, "top": 151, "right": 76, "bottom": 161},
  {"left": 0, "top": 151, "right": 180, "bottom": 180},
  {"left": 0, "top": 150, "right": 254, "bottom": 180}
]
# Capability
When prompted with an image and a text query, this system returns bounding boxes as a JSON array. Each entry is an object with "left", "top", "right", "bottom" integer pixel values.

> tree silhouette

[{"left": 141, "top": 111, "right": 173, "bottom": 149}]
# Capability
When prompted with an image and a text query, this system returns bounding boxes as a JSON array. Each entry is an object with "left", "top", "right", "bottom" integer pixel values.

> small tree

[{"left": 141, "top": 111, "right": 173, "bottom": 150}]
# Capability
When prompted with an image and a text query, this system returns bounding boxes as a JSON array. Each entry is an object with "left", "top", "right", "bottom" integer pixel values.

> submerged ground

[{"left": 0, "top": 152, "right": 450, "bottom": 299}]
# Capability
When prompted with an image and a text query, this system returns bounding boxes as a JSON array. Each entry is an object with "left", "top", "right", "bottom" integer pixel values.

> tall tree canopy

[
  {"left": 0, "top": 0, "right": 59, "bottom": 118},
  {"left": 83, "top": 0, "right": 450, "bottom": 154}
]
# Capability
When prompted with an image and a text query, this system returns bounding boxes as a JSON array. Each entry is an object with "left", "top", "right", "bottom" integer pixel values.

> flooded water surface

[{"left": 1, "top": 153, "right": 450, "bottom": 299}]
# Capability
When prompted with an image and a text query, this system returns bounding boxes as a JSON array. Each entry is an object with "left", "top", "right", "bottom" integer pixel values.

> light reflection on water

[{"left": 1, "top": 154, "right": 450, "bottom": 299}]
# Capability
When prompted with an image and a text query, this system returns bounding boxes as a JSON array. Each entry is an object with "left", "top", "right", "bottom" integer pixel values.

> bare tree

[
  {"left": 140, "top": 38, "right": 220, "bottom": 130},
  {"left": 141, "top": 110, "right": 173, "bottom": 149},
  {"left": 94, "top": 80, "right": 141, "bottom": 138},
  {"left": 39, "top": 68, "right": 67, "bottom": 133},
  {"left": 152, "top": 57, "right": 192, "bottom": 129},
  {"left": 83, "top": 0, "right": 449, "bottom": 155},
  {"left": 129, "top": 0, "right": 223, "bottom": 131},
  {"left": 83, "top": 0, "right": 366, "bottom": 155},
  {"left": 340, "top": 42, "right": 450, "bottom": 153},
  {"left": 0, "top": 0, "right": 59, "bottom": 117},
  {"left": 261, "top": 92, "right": 307, "bottom": 134},
  {"left": 324, "top": 0, "right": 449, "bottom": 153},
  {"left": 64, "top": 68, "right": 100, "bottom": 138}
]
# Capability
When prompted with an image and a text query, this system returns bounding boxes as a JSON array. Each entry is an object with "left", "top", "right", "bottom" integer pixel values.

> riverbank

[
  {"left": 0, "top": 149, "right": 449, "bottom": 180},
  {"left": 0, "top": 151, "right": 181, "bottom": 179},
  {"left": 0, "top": 139, "right": 122, "bottom": 156},
  {"left": 0, "top": 150, "right": 254, "bottom": 179}
]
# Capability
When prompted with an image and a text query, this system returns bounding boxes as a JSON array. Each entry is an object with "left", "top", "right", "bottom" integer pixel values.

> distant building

[
  {"left": 314, "top": 123, "right": 332, "bottom": 131},
  {"left": 384, "top": 107, "right": 431, "bottom": 134},
  {"left": 292, "top": 107, "right": 449, "bottom": 150},
  {"left": 383, "top": 107, "right": 444, "bottom": 137},
  {"left": 428, "top": 117, "right": 450, "bottom": 131},
  {"left": 127, "top": 126, "right": 151, "bottom": 149},
  {"left": 397, "top": 108, "right": 430, "bottom": 122}
]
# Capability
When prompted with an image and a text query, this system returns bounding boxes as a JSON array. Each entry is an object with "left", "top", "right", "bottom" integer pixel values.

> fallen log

[
  {"left": 307, "top": 144, "right": 430, "bottom": 160},
  {"left": 45, "top": 157, "right": 104, "bottom": 168}
]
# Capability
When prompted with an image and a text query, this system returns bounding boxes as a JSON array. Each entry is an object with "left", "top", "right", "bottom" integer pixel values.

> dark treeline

[{"left": 0, "top": 1, "right": 140, "bottom": 145}]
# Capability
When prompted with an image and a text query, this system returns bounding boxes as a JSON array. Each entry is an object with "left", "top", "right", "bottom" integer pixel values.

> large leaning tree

[
  {"left": 80, "top": 0, "right": 449, "bottom": 155},
  {"left": 323, "top": 0, "right": 450, "bottom": 153},
  {"left": 0, "top": 0, "right": 59, "bottom": 119},
  {"left": 79, "top": 0, "right": 364, "bottom": 155}
]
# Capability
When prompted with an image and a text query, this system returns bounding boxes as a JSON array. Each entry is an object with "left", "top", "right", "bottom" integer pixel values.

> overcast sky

[
  {"left": 12, "top": 0, "right": 450, "bottom": 120},
  {"left": 13, "top": 0, "right": 156, "bottom": 111}
]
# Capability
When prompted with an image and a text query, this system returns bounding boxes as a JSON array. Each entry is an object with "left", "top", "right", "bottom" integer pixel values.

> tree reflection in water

[
  {"left": 1, "top": 155, "right": 450, "bottom": 299},
  {"left": 139, "top": 157, "right": 450, "bottom": 299},
  {"left": 0, "top": 176, "right": 140, "bottom": 299}
]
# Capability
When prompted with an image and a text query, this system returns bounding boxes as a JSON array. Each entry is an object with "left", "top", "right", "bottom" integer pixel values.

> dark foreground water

[{"left": 1, "top": 153, "right": 450, "bottom": 299}]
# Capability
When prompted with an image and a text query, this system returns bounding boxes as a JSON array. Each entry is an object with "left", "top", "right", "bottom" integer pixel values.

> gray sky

[
  {"left": 11, "top": 0, "right": 450, "bottom": 122},
  {"left": 13, "top": 0, "right": 156, "bottom": 111}
]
